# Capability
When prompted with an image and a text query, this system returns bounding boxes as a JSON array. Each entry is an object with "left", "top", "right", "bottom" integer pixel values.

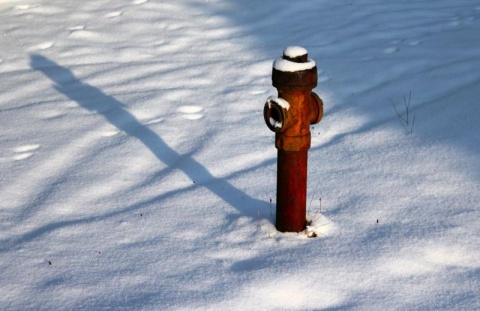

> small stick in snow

[
  {"left": 390, "top": 91, "right": 416, "bottom": 135},
  {"left": 312, "top": 198, "right": 322, "bottom": 221}
]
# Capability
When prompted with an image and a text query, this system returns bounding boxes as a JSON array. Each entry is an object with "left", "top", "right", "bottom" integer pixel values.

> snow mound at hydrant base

[{"left": 306, "top": 214, "right": 337, "bottom": 238}]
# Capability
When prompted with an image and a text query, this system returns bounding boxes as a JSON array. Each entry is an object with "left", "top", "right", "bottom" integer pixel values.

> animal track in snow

[
  {"left": 15, "top": 4, "right": 38, "bottom": 10},
  {"left": 145, "top": 117, "right": 164, "bottom": 125},
  {"left": 38, "top": 110, "right": 65, "bottom": 120},
  {"left": 68, "top": 30, "right": 100, "bottom": 40},
  {"left": 407, "top": 40, "right": 421, "bottom": 46},
  {"left": 29, "top": 42, "right": 54, "bottom": 51},
  {"left": 382, "top": 39, "right": 421, "bottom": 53},
  {"left": 448, "top": 20, "right": 460, "bottom": 27},
  {"left": 105, "top": 11, "right": 123, "bottom": 18},
  {"left": 177, "top": 106, "right": 204, "bottom": 120},
  {"left": 12, "top": 144, "right": 40, "bottom": 161},
  {"left": 101, "top": 130, "right": 120, "bottom": 137},
  {"left": 68, "top": 25, "right": 86, "bottom": 32},
  {"left": 383, "top": 46, "right": 399, "bottom": 54},
  {"left": 14, "top": 144, "right": 40, "bottom": 153},
  {"left": 13, "top": 153, "right": 34, "bottom": 161},
  {"left": 249, "top": 89, "right": 268, "bottom": 95},
  {"left": 99, "top": 124, "right": 120, "bottom": 137},
  {"left": 447, "top": 16, "right": 461, "bottom": 27}
]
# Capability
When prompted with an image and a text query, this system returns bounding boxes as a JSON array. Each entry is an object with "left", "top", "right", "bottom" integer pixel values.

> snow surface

[{"left": 1, "top": 0, "right": 480, "bottom": 310}]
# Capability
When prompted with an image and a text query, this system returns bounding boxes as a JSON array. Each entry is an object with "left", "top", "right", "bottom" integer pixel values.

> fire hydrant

[{"left": 263, "top": 46, "right": 323, "bottom": 232}]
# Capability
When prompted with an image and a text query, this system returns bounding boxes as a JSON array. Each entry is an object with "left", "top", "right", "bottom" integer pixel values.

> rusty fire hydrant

[{"left": 263, "top": 46, "right": 324, "bottom": 232}]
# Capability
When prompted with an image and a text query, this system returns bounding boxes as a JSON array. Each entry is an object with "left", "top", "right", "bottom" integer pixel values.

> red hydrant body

[{"left": 264, "top": 47, "right": 323, "bottom": 232}]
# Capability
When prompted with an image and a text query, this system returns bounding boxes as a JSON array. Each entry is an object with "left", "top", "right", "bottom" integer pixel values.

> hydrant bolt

[{"left": 263, "top": 46, "right": 324, "bottom": 233}]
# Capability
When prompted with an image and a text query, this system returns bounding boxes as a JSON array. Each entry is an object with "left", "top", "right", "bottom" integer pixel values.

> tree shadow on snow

[
  {"left": 193, "top": 0, "right": 480, "bottom": 182},
  {"left": 29, "top": 54, "right": 263, "bottom": 218}
]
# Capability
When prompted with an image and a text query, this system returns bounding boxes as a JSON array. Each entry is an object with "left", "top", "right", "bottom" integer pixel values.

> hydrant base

[{"left": 275, "top": 150, "right": 308, "bottom": 233}]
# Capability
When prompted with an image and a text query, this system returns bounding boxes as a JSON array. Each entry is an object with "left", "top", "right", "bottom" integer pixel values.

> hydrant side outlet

[
  {"left": 263, "top": 47, "right": 324, "bottom": 233},
  {"left": 264, "top": 96, "right": 290, "bottom": 132}
]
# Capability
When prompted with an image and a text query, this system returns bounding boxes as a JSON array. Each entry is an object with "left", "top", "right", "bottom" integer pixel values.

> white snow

[
  {"left": 273, "top": 57, "right": 316, "bottom": 72},
  {"left": 1, "top": 0, "right": 480, "bottom": 310},
  {"left": 283, "top": 46, "right": 308, "bottom": 58},
  {"left": 266, "top": 95, "right": 290, "bottom": 110},
  {"left": 269, "top": 117, "right": 282, "bottom": 129}
]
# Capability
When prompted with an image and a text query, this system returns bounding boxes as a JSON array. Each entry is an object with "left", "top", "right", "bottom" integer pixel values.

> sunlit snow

[{"left": 1, "top": 0, "right": 479, "bottom": 310}]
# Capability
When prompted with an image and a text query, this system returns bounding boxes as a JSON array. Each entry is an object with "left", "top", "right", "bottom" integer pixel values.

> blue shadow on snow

[{"left": 30, "top": 54, "right": 263, "bottom": 218}]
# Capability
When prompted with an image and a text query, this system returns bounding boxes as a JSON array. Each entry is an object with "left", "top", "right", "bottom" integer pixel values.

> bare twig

[
  {"left": 308, "top": 179, "right": 320, "bottom": 213},
  {"left": 312, "top": 198, "right": 322, "bottom": 221},
  {"left": 391, "top": 91, "right": 416, "bottom": 134}
]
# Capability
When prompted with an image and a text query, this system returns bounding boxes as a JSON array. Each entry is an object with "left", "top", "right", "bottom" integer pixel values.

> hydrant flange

[{"left": 310, "top": 92, "right": 324, "bottom": 125}]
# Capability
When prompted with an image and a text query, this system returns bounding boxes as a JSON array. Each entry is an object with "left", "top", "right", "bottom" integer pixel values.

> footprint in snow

[
  {"left": 12, "top": 144, "right": 40, "bottom": 161},
  {"left": 38, "top": 110, "right": 66, "bottom": 120},
  {"left": 105, "top": 11, "right": 123, "bottom": 18},
  {"left": 15, "top": 4, "right": 38, "bottom": 10},
  {"left": 29, "top": 42, "right": 54, "bottom": 51},
  {"left": 101, "top": 130, "right": 120, "bottom": 137},
  {"left": 249, "top": 90, "right": 268, "bottom": 95},
  {"left": 448, "top": 16, "right": 461, "bottom": 27},
  {"left": 383, "top": 46, "right": 399, "bottom": 54},
  {"left": 68, "top": 25, "right": 85, "bottom": 32},
  {"left": 14, "top": 144, "right": 40, "bottom": 153},
  {"left": 145, "top": 117, "right": 164, "bottom": 125},
  {"left": 13, "top": 153, "right": 34, "bottom": 161},
  {"left": 68, "top": 29, "right": 100, "bottom": 40},
  {"left": 177, "top": 106, "right": 204, "bottom": 120}
]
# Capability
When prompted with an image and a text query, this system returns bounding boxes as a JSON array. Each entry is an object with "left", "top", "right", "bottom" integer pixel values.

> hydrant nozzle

[{"left": 264, "top": 46, "right": 324, "bottom": 233}]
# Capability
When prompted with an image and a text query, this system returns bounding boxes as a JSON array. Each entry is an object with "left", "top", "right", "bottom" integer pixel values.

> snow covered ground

[{"left": 1, "top": 0, "right": 479, "bottom": 309}]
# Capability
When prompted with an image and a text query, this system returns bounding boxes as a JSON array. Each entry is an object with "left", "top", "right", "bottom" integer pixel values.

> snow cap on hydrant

[{"left": 263, "top": 46, "right": 324, "bottom": 233}]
